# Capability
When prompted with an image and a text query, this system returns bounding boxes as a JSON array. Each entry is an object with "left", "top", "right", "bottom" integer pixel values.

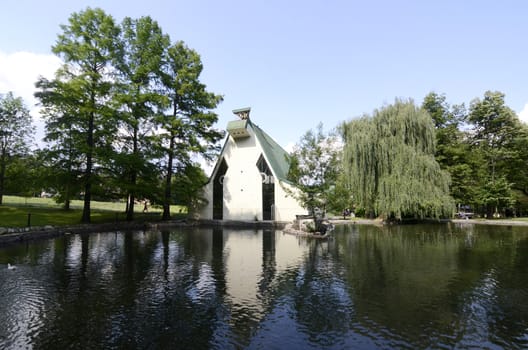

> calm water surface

[{"left": 1, "top": 223, "right": 528, "bottom": 349}]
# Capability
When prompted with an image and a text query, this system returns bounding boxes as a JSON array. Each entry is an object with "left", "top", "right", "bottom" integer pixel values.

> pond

[{"left": 1, "top": 223, "right": 528, "bottom": 349}]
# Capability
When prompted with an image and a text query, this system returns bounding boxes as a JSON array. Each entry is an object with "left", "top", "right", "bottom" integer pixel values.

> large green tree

[
  {"left": 0, "top": 92, "right": 34, "bottom": 205},
  {"left": 287, "top": 123, "right": 340, "bottom": 218},
  {"left": 35, "top": 8, "right": 120, "bottom": 222},
  {"left": 113, "top": 16, "right": 170, "bottom": 221},
  {"left": 158, "top": 41, "right": 223, "bottom": 220},
  {"left": 507, "top": 126, "right": 528, "bottom": 215},
  {"left": 467, "top": 91, "right": 525, "bottom": 217},
  {"left": 422, "top": 92, "right": 466, "bottom": 166},
  {"left": 171, "top": 162, "right": 209, "bottom": 216},
  {"left": 4, "top": 153, "right": 42, "bottom": 198},
  {"left": 35, "top": 78, "right": 85, "bottom": 210},
  {"left": 342, "top": 99, "right": 454, "bottom": 220},
  {"left": 422, "top": 92, "right": 482, "bottom": 209}
]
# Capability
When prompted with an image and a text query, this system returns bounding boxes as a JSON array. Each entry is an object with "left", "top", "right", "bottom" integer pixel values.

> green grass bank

[{"left": 0, "top": 195, "right": 187, "bottom": 229}]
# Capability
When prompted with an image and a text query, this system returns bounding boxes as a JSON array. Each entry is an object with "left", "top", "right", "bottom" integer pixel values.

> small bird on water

[{"left": 7, "top": 263, "right": 16, "bottom": 270}]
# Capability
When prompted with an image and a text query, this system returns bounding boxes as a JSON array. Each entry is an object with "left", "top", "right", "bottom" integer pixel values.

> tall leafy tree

[
  {"left": 113, "top": 16, "right": 170, "bottom": 221},
  {"left": 35, "top": 78, "right": 85, "bottom": 210},
  {"left": 40, "top": 132, "right": 83, "bottom": 210},
  {"left": 326, "top": 173, "right": 354, "bottom": 218},
  {"left": 342, "top": 99, "right": 453, "bottom": 219},
  {"left": 158, "top": 41, "right": 223, "bottom": 220},
  {"left": 287, "top": 123, "right": 340, "bottom": 218},
  {"left": 0, "top": 92, "right": 34, "bottom": 204},
  {"left": 422, "top": 92, "right": 466, "bottom": 165},
  {"left": 468, "top": 91, "right": 523, "bottom": 217},
  {"left": 4, "top": 153, "right": 42, "bottom": 198},
  {"left": 507, "top": 124, "right": 528, "bottom": 215},
  {"left": 35, "top": 8, "right": 120, "bottom": 222},
  {"left": 422, "top": 92, "right": 481, "bottom": 209},
  {"left": 172, "top": 162, "right": 209, "bottom": 215}
]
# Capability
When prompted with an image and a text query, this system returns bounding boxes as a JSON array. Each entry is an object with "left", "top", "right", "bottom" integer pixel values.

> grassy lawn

[
  {"left": 511, "top": 217, "right": 528, "bottom": 222},
  {"left": 0, "top": 195, "right": 187, "bottom": 228}
]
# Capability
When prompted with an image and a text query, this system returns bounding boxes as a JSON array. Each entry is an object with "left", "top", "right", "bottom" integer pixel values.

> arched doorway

[
  {"left": 256, "top": 155, "right": 275, "bottom": 220},
  {"left": 213, "top": 158, "right": 228, "bottom": 220}
]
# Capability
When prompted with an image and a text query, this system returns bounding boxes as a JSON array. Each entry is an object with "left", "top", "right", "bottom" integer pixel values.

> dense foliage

[
  {"left": 157, "top": 41, "right": 223, "bottom": 220},
  {"left": 288, "top": 93, "right": 528, "bottom": 220},
  {"left": 422, "top": 91, "right": 528, "bottom": 218},
  {"left": 287, "top": 123, "right": 340, "bottom": 217},
  {"left": 0, "top": 92, "right": 34, "bottom": 204},
  {"left": 32, "top": 8, "right": 222, "bottom": 222},
  {"left": 341, "top": 100, "right": 454, "bottom": 219}
]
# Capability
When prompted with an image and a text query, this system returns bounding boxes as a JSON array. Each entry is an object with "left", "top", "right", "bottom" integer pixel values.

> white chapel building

[{"left": 198, "top": 108, "right": 306, "bottom": 222}]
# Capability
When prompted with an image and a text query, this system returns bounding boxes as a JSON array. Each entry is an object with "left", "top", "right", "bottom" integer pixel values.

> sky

[{"left": 1, "top": 0, "right": 528, "bottom": 156}]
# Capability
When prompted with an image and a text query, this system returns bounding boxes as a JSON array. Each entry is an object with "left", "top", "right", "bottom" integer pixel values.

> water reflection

[{"left": 1, "top": 224, "right": 528, "bottom": 349}]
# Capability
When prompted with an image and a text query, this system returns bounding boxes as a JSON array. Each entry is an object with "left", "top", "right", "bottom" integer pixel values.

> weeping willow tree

[{"left": 342, "top": 99, "right": 454, "bottom": 219}]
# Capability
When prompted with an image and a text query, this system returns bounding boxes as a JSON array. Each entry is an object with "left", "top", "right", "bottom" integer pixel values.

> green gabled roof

[{"left": 249, "top": 120, "right": 291, "bottom": 183}]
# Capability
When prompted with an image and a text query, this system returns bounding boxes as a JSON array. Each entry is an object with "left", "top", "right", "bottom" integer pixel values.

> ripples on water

[{"left": 1, "top": 224, "right": 528, "bottom": 349}]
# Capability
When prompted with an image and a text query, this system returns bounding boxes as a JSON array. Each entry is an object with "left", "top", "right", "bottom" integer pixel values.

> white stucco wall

[
  {"left": 197, "top": 124, "right": 305, "bottom": 221},
  {"left": 222, "top": 133, "right": 264, "bottom": 220}
]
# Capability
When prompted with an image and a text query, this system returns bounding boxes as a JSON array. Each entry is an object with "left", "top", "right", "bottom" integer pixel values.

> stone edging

[{"left": 0, "top": 221, "right": 185, "bottom": 246}]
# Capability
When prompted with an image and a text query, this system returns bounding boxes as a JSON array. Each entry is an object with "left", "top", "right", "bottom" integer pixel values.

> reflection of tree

[
  {"left": 452, "top": 226, "right": 528, "bottom": 345},
  {"left": 31, "top": 233, "right": 117, "bottom": 348},
  {"left": 292, "top": 239, "right": 353, "bottom": 345},
  {"left": 3, "top": 225, "right": 528, "bottom": 348},
  {"left": 250, "top": 234, "right": 355, "bottom": 347},
  {"left": 491, "top": 236, "right": 528, "bottom": 341},
  {"left": 211, "top": 228, "right": 226, "bottom": 293},
  {"left": 161, "top": 230, "right": 170, "bottom": 281},
  {"left": 114, "top": 228, "right": 225, "bottom": 348},
  {"left": 24, "top": 229, "right": 227, "bottom": 348},
  {"left": 0, "top": 238, "right": 62, "bottom": 349},
  {"left": 334, "top": 224, "right": 528, "bottom": 348},
  {"left": 336, "top": 225, "right": 471, "bottom": 346}
]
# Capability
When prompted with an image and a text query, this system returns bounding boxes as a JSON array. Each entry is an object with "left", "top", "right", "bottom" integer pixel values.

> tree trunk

[
  {"left": 127, "top": 193, "right": 135, "bottom": 221},
  {"left": 64, "top": 143, "right": 72, "bottom": 210},
  {"left": 162, "top": 135, "right": 175, "bottom": 220},
  {"left": 64, "top": 181, "right": 70, "bottom": 210},
  {"left": 81, "top": 110, "right": 94, "bottom": 223},
  {"left": 81, "top": 167, "right": 92, "bottom": 223},
  {"left": 0, "top": 148, "right": 5, "bottom": 205},
  {"left": 486, "top": 204, "right": 494, "bottom": 219},
  {"left": 126, "top": 126, "right": 139, "bottom": 222}
]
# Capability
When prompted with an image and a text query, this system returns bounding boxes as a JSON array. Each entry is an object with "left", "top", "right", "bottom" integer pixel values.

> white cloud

[
  {"left": 0, "top": 51, "right": 62, "bottom": 145},
  {"left": 0, "top": 51, "right": 61, "bottom": 107},
  {"left": 518, "top": 103, "right": 528, "bottom": 124}
]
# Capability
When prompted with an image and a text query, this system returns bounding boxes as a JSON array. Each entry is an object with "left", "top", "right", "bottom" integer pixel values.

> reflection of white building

[{"left": 198, "top": 108, "right": 305, "bottom": 221}]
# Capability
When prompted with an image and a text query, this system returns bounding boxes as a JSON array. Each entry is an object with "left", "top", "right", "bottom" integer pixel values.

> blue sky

[{"left": 1, "top": 0, "right": 527, "bottom": 152}]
